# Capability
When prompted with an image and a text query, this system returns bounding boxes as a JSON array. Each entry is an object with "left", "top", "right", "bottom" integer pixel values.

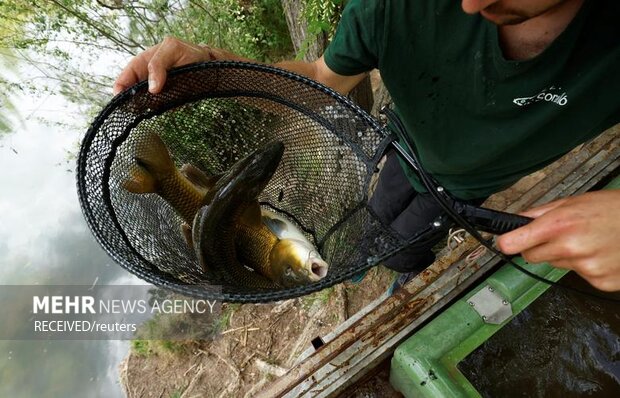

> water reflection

[
  {"left": 459, "top": 273, "right": 620, "bottom": 396},
  {"left": 0, "top": 97, "right": 145, "bottom": 397}
]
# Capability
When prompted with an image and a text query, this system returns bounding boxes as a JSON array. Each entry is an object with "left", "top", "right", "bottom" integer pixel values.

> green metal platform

[{"left": 390, "top": 175, "right": 620, "bottom": 398}]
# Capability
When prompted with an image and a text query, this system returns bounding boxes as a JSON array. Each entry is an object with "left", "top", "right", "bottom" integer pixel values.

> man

[{"left": 114, "top": 0, "right": 620, "bottom": 292}]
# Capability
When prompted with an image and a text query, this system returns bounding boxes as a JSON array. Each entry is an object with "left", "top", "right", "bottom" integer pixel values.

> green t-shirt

[{"left": 324, "top": 0, "right": 619, "bottom": 199}]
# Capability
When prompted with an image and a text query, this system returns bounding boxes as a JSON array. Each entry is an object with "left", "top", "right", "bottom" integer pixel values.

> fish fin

[
  {"left": 181, "top": 222, "right": 194, "bottom": 251},
  {"left": 123, "top": 132, "right": 176, "bottom": 194},
  {"left": 262, "top": 214, "right": 289, "bottom": 237},
  {"left": 192, "top": 206, "right": 209, "bottom": 272},
  {"left": 240, "top": 201, "right": 263, "bottom": 227},
  {"left": 122, "top": 166, "right": 156, "bottom": 193},
  {"left": 180, "top": 164, "right": 221, "bottom": 190},
  {"left": 135, "top": 133, "right": 176, "bottom": 176}
]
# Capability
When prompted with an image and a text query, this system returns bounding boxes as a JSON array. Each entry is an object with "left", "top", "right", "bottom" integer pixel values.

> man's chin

[{"left": 480, "top": 10, "right": 530, "bottom": 25}]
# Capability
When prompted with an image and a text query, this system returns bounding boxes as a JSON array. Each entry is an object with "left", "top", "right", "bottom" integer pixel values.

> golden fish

[{"left": 193, "top": 141, "right": 329, "bottom": 287}]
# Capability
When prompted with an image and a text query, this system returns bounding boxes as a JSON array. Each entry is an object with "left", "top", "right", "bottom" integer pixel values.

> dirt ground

[
  {"left": 340, "top": 360, "right": 404, "bottom": 398},
  {"left": 119, "top": 267, "right": 395, "bottom": 398}
]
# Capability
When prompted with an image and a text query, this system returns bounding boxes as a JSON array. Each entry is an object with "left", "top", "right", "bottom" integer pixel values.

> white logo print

[{"left": 513, "top": 86, "right": 568, "bottom": 107}]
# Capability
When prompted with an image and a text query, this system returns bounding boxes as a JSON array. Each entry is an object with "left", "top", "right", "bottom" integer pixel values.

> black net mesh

[{"left": 77, "top": 62, "right": 406, "bottom": 302}]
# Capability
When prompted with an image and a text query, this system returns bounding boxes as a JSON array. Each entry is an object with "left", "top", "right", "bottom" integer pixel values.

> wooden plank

[{"left": 256, "top": 125, "right": 620, "bottom": 398}]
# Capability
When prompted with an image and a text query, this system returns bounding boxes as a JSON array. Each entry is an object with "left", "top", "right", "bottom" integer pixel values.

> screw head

[
  {"left": 437, "top": 186, "right": 444, "bottom": 192},
  {"left": 488, "top": 286, "right": 494, "bottom": 292},
  {"left": 502, "top": 300, "right": 508, "bottom": 306},
  {"left": 468, "top": 301, "right": 475, "bottom": 307},
  {"left": 482, "top": 315, "right": 488, "bottom": 321}
]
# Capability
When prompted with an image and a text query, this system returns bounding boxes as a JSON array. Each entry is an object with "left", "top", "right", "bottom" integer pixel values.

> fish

[{"left": 193, "top": 140, "right": 329, "bottom": 288}]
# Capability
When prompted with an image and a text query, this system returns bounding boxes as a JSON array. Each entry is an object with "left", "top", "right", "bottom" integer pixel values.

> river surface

[
  {"left": 0, "top": 89, "right": 145, "bottom": 397},
  {"left": 459, "top": 272, "right": 620, "bottom": 397}
]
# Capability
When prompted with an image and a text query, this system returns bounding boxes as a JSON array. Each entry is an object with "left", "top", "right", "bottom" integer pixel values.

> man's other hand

[{"left": 497, "top": 190, "right": 620, "bottom": 292}]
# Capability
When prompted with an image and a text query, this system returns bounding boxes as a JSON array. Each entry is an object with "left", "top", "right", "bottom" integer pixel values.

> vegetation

[
  {"left": 216, "top": 302, "right": 243, "bottom": 331},
  {"left": 129, "top": 290, "right": 243, "bottom": 358},
  {"left": 131, "top": 338, "right": 187, "bottom": 357},
  {"left": 0, "top": 0, "right": 295, "bottom": 120},
  {"left": 301, "top": 286, "right": 334, "bottom": 310},
  {"left": 148, "top": 98, "right": 281, "bottom": 174},
  {"left": 0, "top": 48, "right": 23, "bottom": 136},
  {"left": 297, "top": 0, "right": 344, "bottom": 59},
  {"left": 0, "top": 1, "right": 358, "bottom": 135},
  {"left": 1, "top": 0, "right": 362, "bottom": 368},
  {"left": 169, "top": 391, "right": 183, "bottom": 398}
]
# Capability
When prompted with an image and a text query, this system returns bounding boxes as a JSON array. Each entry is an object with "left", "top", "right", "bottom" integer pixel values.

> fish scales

[
  {"left": 195, "top": 200, "right": 279, "bottom": 289},
  {"left": 193, "top": 142, "right": 285, "bottom": 288},
  {"left": 157, "top": 170, "right": 204, "bottom": 224},
  {"left": 235, "top": 219, "right": 279, "bottom": 280},
  {"left": 124, "top": 133, "right": 205, "bottom": 224}
]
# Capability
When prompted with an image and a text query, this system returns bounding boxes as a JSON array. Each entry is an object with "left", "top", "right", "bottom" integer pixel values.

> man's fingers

[
  {"left": 145, "top": 37, "right": 207, "bottom": 93},
  {"left": 113, "top": 59, "right": 148, "bottom": 95},
  {"left": 521, "top": 243, "right": 561, "bottom": 265},
  {"left": 519, "top": 197, "right": 569, "bottom": 218},
  {"left": 552, "top": 261, "right": 620, "bottom": 292},
  {"left": 113, "top": 46, "right": 159, "bottom": 95},
  {"left": 146, "top": 39, "right": 181, "bottom": 93},
  {"left": 112, "top": 37, "right": 214, "bottom": 95},
  {"left": 496, "top": 216, "right": 560, "bottom": 255},
  {"left": 498, "top": 198, "right": 575, "bottom": 254},
  {"left": 520, "top": 237, "right": 582, "bottom": 264}
]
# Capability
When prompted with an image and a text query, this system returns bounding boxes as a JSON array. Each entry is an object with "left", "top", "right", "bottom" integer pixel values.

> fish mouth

[
  {"left": 311, "top": 261, "right": 328, "bottom": 279},
  {"left": 306, "top": 249, "right": 328, "bottom": 281}
]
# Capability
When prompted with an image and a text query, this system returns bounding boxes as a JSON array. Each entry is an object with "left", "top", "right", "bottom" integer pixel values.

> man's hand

[
  {"left": 497, "top": 190, "right": 620, "bottom": 292},
  {"left": 113, "top": 36, "right": 245, "bottom": 95}
]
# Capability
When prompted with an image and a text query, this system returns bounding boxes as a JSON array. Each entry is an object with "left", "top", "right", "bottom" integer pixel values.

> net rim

[{"left": 76, "top": 61, "right": 392, "bottom": 303}]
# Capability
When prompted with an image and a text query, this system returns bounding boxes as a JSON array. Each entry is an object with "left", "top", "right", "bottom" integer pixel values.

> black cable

[{"left": 381, "top": 107, "right": 620, "bottom": 304}]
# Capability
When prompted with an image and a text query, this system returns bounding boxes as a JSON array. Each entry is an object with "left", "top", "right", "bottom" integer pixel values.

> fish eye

[{"left": 285, "top": 265, "right": 301, "bottom": 280}]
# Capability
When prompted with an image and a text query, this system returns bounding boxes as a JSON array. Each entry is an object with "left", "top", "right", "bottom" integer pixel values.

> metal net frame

[{"left": 77, "top": 62, "right": 408, "bottom": 302}]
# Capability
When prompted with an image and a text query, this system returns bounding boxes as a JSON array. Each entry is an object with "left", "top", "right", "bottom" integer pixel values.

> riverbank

[{"left": 119, "top": 267, "right": 394, "bottom": 397}]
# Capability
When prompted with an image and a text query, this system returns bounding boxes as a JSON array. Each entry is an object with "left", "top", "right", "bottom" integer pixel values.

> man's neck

[{"left": 498, "top": 0, "right": 585, "bottom": 61}]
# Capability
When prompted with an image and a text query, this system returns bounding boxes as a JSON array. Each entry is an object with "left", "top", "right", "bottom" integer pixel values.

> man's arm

[
  {"left": 497, "top": 190, "right": 620, "bottom": 292},
  {"left": 275, "top": 57, "right": 367, "bottom": 95},
  {"left": 113, "top": 36, "right": 367, "bottom": 96}
]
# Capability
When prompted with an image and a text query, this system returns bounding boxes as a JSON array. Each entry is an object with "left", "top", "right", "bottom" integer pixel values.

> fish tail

[
  {"left": 122, "top": 167, "right": 157, "bottom": 193},
  {"left": 180, "top": 164, "right": 221, "bottom": 191},
  {"left": 122, "top": 132, "right": 176, "bottom": 194}
]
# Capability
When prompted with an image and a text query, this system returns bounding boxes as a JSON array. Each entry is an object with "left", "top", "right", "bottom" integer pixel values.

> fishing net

[{"left": 77, "top": 62, "right": 410, "bottom": 302}]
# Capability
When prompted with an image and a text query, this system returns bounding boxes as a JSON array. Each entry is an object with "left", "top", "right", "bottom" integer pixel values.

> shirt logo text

[{"left": 513, "top": 87, "right": 568, "bottom": 107}]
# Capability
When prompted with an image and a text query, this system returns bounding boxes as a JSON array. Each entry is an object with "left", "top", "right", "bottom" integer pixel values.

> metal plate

[{"left": 467, "top": 285, "right": 512, "bottom": 325}]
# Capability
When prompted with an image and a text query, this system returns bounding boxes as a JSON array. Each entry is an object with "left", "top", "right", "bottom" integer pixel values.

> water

[
  {"left": 459, "top": 272, "right": 620, "bottom": 397},
  {"left": 0, "top": 90, "right": 145, "bottom": 397}
]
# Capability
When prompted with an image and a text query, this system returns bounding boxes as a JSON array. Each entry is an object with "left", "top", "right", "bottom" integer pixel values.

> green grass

[
  {"left": 131, "top": 339, "right": 186, "bottom": 357},
  {"left": 131, "top": 339, "right": 151, "bottom": 357},
  {"left": 301, "top": 287, "right": 334, "bottom": 310},
  {"left": 215, "top": 303, "right": 242, "bottom": 332},
  {"left": 129, "top": 301, "right": 242, "bottom": 359}
]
